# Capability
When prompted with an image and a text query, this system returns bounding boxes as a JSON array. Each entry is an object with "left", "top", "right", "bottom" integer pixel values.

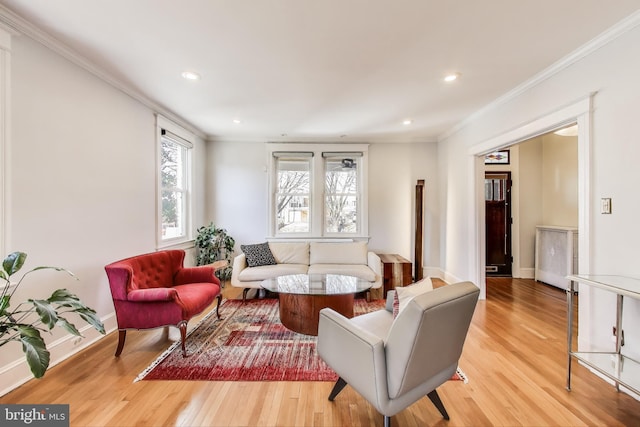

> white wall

[
  {"left": 438, "top": 20, "right": 640, "bottom": 367},
  {"left": 517, "top": 139, "right": 543, "bottom": 272},
  {"left": 541, "top": 133, "right": 578, "bottom": 227},
  {"left": 206, "top": 140, "right": 440, "bottom": 277},
  {"left": 1, "top": 34, "right": 207, "bottom": 394}
]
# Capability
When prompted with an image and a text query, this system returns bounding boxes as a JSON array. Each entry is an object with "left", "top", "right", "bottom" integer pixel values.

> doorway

[{"left": 485, "top": 172, "right": 512, "bottom": 276}]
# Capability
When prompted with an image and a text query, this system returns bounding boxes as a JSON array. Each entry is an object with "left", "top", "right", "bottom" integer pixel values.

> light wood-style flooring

[{"left": 2, "top": 278, "right": 639, "bottom": 426}]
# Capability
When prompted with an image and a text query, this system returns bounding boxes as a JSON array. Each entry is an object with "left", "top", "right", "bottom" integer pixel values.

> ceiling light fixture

[
  {"left": 444, "top": 73, "right": 460, "bottom": 82},
  {"left": 233, "top": 119, "right": 242, "bottom": 124},
  {"left": 402, "top": 119, "right": 412, "bottom": 125},
  {"left": 181, "top": 71, "right": 200, "bottom": 80}
]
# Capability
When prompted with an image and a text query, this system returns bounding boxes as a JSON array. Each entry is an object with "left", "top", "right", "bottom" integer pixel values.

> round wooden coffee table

[{"left": 261, "top": 273, "right": 372, "bottom": 336}]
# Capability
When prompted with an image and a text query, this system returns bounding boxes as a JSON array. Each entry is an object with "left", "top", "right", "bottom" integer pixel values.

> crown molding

[
  {"left": 438, "top": 9, "right": 640, "bottom": 143},
  {"left": 0, "top": 4, "right": 206, "bottom": 140}
]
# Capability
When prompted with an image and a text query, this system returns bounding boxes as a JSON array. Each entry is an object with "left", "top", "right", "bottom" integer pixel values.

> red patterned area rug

[{"left": 135, "top": 298, "right": 468, "bottom": 383}]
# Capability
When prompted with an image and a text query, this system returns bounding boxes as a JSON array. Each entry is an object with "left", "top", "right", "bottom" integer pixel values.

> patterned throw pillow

[
  {"left": 393, "top": 277, "right": 433, "bottom": 318},
  {"left": 241, "top": 242, "right": 277, "bottom": 267}
]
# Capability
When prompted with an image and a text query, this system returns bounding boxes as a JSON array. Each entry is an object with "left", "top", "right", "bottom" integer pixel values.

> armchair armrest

[
  {"left": 127, "top": 287, "right": 177, "bottom": 302},
  {"left": 175, "top": 265, "right": 219, "bottom": 286},
  {"left": 317, "top": 308, "right": 387, "bottom": 406},
  {"left": 230, "top": 254, "right": 248, "bottom": 287},
  {"left": 385, "top": 290, "right": 395, "bottom": 312},
  {"left": 367, "top": 252, "right": 383, "bottom": 288}
]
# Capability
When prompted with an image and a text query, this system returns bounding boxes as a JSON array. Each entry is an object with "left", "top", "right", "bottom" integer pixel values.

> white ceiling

[{"left": 1, "top": 1, "right": 639, "bottom": 142}]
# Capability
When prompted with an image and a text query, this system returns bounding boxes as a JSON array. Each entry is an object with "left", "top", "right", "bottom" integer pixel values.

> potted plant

[
  {"left": 0, "top": 252, "right": 105, "bottom": 378},
  {"left": 195, "top": 223, "right": 235, "bottom": 281}
]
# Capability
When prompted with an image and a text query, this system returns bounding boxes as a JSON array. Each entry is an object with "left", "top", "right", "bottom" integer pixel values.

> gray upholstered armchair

[{"left": 317, "top": 281, "right": 479, "bottom": 427}]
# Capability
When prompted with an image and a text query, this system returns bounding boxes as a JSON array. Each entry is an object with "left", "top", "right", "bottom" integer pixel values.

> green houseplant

[
  {"left": 0, "top": 252, "right": 105, "bottom": 378},
  {"left": 195, "top": 223, "right": 235, "bottom": 281}
]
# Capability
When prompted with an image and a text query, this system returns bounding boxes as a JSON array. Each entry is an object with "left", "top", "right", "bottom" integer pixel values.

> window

[
  {"left": 324, "top": 154, "right": 361, "bottom": 234},
  {"left": 269, "top": 144, "right": 368, "bottom": 238},
  {"left": 274, "top": 153, "right": 312, "bottom": 234},
  {"left": 158, "top": 127, "right": 193, "bottom": 245}
]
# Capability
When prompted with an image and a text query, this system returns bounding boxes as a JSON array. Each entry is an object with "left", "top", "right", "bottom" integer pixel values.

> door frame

[{"left": 467, "top": 95, "right": 592, "bottom": 300}]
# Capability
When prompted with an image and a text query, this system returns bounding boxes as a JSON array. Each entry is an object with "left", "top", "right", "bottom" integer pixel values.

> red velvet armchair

[{"left": 105, "top": 250, "right": 222, "bottom": 357}]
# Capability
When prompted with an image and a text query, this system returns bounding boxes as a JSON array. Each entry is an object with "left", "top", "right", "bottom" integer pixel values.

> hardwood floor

[{"left": 2, "top": 278, "right": 639, "bottom": 426}]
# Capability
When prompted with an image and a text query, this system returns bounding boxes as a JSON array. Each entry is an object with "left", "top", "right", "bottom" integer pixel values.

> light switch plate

[{"left": 601, "top": 198, "right": 612, "bottom": 214}]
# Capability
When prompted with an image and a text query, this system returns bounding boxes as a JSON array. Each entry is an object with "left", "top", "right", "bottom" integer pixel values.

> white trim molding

[
  {"left": 0, "top": 5, "right": 205, "bottom": 140},
  {"left": 440, "top": 10, "right": 640, "bottom": 142},
  {"left": 0, "top": 25, "right": 10, "bottom": 256}
]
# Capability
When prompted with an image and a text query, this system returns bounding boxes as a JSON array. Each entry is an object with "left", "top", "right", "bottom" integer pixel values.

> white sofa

[{"left": 231, "top": 241, "right": 382, "bottom": 301}]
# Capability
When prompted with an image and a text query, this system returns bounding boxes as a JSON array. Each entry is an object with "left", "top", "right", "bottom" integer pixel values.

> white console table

[{"left": 566, "top": 274, "right": 640, "bottom": 394}]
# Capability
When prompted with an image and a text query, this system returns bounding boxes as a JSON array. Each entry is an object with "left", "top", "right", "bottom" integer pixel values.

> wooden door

[{"left": 485, "top": 172, "right": 512, "bottom": 276}]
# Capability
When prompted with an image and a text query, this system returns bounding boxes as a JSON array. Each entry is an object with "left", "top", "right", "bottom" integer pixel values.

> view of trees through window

[
  {"left": 276, "top": 158, "right": 310, "bottom": 233},
  {"left": 325, "top": 157, "right": 358, "bottom": 233},
  {"left": 161, "top": 136, "right": 188, "bottom": 240}
]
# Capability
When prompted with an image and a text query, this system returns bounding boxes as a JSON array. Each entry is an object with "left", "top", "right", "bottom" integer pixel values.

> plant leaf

[
  {"left": 19, "top": 329, "right": 50, "bottom": 378},
  {"left": 56, "top": 316, "right": 82, "bottom": 336},
  {"left": 30, "top": 266, "right": 77, "bottom": 279},
  {"left": 47, "top": 289, "right": 83, "bottom": 307},
  {"left": 76, "top": 308, "right": 105, "bottom": 334},
  {"left": 0, "top": 294, "right": 9, "bottom": 316},
  {"left": 30, "top": 299, "right": 58, "bottom": 329},
  {"left": 0, "top": 269, "right": 7, "bottom": 281},
  {"left": 3, "top": 252, "right": 27, "bottom": 276}
]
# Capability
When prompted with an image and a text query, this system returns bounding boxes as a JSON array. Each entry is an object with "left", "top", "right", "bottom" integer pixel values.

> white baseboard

[
  {"left": 516, "top": 268, "right": 535, "bottom": 279},
  {"left": 443, "top": 271, "right": 464, "bottom": 285},
  {"left": 0, "top": 312, "right": 117, "bottom": 397},
  {"left": 423, "top": 266, "right": 444, "bottom": 280}
]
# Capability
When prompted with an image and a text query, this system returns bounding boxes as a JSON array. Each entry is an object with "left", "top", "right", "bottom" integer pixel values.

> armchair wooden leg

[
  {"left": 115, "top": 330, "right": 126, "bottom": 357},
  {"left": 242, "top": 288, "right": 249, "bottom": 303},
  {"left": 427, "top": 389, "right": 450, "bottom": 420},
  {"left": 328, "top": 377, "right": 348, "bottom": 401},
  {"left": 178, "top": 320, "right": 188, "bottom": 357},
  {"left": 216, "top": 294, "right": 223, "bottom": 319}
]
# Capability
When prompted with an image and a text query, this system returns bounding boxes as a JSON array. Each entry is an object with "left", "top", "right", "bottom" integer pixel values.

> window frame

[
  {"left": 268, "top": 143, "right": 369, "bottom": 239},
  {"left": 322, "top": 152, "right": 363, "bottom": 237},
  {"left": 156, "top": 116, "right": 194, "bottom": 248}
]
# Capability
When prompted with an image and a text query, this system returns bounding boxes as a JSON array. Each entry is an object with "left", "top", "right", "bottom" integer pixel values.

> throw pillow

[
  {"left": 241, "top": 242, "right": 277, "bottom": 267},
  {"left": 393, "top": 277, "right": 433, "bottom": 318}
]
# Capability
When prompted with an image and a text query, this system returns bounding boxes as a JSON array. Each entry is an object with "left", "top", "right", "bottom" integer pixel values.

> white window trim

[
  {"left": 156, "top": 114, "right": 195, "bottom": 249},
  {"left": 267, "top": 143, "right": 369, "bottom": 239}
]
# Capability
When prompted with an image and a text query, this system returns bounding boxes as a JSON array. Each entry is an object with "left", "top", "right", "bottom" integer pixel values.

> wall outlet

[{"left": 601, "top": 198, "right": 612, "bottom": 214}]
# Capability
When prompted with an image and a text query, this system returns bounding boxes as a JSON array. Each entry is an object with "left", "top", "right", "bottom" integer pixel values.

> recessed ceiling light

[
  {"left": 181, "top": 71, "right": 200, "bottom": 80},
  {"left": 233, "top": 119, "right": 242, "bottom": 124},
  {"left": 444, "top": 73, "right": 460, "bottom": 82},
  {"left": 402, "top": 119, "right": 412, "bottom": 125}
]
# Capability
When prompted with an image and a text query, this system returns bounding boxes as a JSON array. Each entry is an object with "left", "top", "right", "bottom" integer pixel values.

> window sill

[{"left": 157, "top": 239, "right": 195, "bottom": 251}]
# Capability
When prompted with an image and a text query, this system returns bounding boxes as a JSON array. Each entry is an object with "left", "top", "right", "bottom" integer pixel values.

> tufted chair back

[
  {"left": 124, "top": 250, "right": 184, "bottom": 292},
  {"left": 105, "top": 250, "right": 185, "bottom": 301}
]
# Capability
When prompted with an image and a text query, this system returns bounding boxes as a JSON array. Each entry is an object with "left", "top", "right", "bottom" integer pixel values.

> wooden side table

[{"left": 378, "top": 254, "right": 413, "bottom": 297}]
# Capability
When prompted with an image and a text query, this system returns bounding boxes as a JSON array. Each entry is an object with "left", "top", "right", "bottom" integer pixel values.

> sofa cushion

[
  {"left": 237, "top": 263, "right": 308, "bottom": 282},
  {"left": 308, "top": 264, "right": 376, "bottom": 282},
  {"left": 310, "top": 241, "right": 368, "bottom": 265},
  {"left": 269, "top": 242, "right": 310, "bottom": 265},
  {"left": 241, "top": 242, "right": 277, "bottom": 267}
]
